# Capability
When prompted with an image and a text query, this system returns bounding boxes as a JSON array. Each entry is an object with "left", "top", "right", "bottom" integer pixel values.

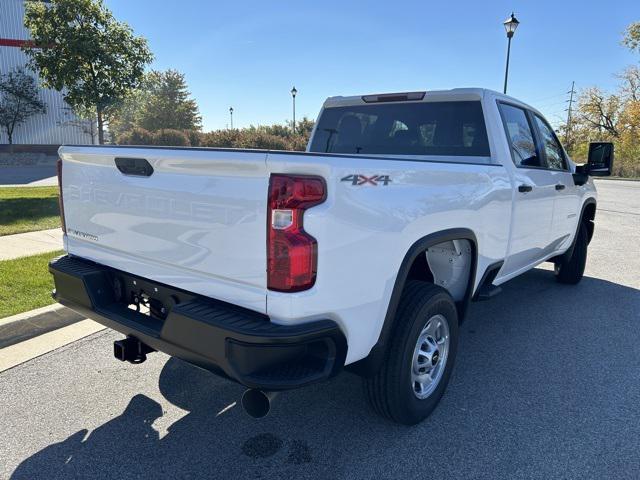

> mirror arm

[
  {"left": 575, "top": 164, "right": 589, "bottom": 175},
  {"left": 573, "top": 164, "right": 589, "bottom": 186}
]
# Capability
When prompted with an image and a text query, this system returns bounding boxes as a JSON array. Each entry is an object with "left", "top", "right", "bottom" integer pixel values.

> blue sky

[{"left": 106, "top": 0, "right": 639, "bottom": 131}]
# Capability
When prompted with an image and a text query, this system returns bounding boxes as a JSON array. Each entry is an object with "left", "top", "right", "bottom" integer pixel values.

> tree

[
  {"left": 622, "top": 22, "right": 640, "bottom": 54},
  {"left": 617, "top": 66, "right": 640, "bottom": 102},
  {"left": 58, "top": 105, "right": 99, "bottom": 144},
  {"left": 107, "top": 87, "right": 150, "bottom": 141},
  {"left": 136, "top": 70, "right": 201, "bottom": 132},
  {"left": 108, "top": 70, "right": 202, "bottom": 139},
  {"left": 0, "top": 69, "right": 46, "bottom": 144},
  {"left": 139, "top": 70, "right": 201, "bottom": 131},
  {"left": 23, "top": 0, "right": 153, "bottom": 144},
  {"left": 576, "top": 88, "right": 621, "bottom": 137}
]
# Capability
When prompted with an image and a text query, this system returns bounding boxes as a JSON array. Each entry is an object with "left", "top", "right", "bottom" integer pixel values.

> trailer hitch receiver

[{"left": 113, "top": 336, "right": 155, "bottom": 364}]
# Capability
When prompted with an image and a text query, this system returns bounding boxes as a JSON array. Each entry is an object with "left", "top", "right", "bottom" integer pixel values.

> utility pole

[{"left": 565, "top": 81, "right": 576, "bottom": 148}]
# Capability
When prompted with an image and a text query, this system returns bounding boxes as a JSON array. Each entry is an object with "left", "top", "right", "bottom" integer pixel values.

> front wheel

[
  {"left": 363, "top": 281, "right": 458, "bottom": 425},
  {"left": 555, "top": 221, "right": 588, "bottom": 284}
]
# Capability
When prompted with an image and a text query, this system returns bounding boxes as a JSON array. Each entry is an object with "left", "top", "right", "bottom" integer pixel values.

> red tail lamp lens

[{"left": 267, "top": 174, "right": 326, "bottom": 292}]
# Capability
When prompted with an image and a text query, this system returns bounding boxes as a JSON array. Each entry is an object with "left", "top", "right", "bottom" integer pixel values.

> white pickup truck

[{"left": 50, "top": 88, "right": 613, "bottom": 424}]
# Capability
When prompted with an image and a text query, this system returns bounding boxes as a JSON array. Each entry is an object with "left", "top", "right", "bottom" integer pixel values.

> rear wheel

[
  {"left": 364, "top": 281, "right": 458, "bottom": 425},
  {"left": 555, "top": 221, "right": 588, "bottom": 284}
]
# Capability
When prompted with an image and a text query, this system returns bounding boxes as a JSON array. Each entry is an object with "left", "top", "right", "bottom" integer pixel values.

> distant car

[{"left": 50, "top": 88, "right": 613, "bottom": 424}]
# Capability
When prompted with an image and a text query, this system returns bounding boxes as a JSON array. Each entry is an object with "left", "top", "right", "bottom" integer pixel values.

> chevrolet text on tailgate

[{"left": 50, "top": 88, "right": 614, "bottom": 424}]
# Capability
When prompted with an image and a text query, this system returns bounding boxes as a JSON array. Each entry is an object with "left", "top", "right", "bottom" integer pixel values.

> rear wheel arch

[
  {"left": 582, "top": 199, "right": 596, "bottom": 243},
  {"left": 552, "top": 197, "right": 596, "bottom": 265},
  {"left": 347, "top": 228, "right": 478, "bottom": 377}
]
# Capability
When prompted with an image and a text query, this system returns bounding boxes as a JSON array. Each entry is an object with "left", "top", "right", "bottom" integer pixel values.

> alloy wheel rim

[{"left": 411, "top": 314, "right": 450, "bottom": 399}]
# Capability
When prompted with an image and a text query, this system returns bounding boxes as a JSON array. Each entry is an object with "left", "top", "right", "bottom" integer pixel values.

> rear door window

[
  {"left": 497, "top": 103, "right": 542, "bottom": 168},
  {"left": 308, "top": 101, "right": 490, "bottom": 157},
  {"left": 533, "top": 114, "right": 567, "bottom": 170}
]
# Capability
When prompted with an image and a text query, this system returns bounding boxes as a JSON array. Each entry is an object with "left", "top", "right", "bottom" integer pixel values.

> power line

[
  {"left": 536, "top": 99, "right": 570, "bottom": 108},
  {"left": 529, "top": 92, "right": 567, "bottom": 103}
]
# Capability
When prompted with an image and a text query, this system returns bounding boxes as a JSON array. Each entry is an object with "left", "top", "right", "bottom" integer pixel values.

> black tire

[
  {"left": 555, "top": 221, "right": 588, "bottom": 284},
  {"left": 363, "top": 281, "right": 458, "bottom": 425}
]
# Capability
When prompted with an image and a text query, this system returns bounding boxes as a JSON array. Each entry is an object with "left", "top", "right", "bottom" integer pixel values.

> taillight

[
  {"left": 57, "top": 158, "right": 66, "bottom": 233},
  {"left": 267, "top": 174, "right": 326, "bottom": 292}
]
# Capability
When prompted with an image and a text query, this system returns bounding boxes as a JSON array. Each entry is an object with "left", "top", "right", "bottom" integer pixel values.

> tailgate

[{"left": 59, "top": 146, "right": 269, "bottom": 313}]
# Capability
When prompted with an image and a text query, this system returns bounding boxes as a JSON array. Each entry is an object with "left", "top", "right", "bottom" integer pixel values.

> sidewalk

[{"left": 0, "top": 228, "right": 63, "bottom": 261}]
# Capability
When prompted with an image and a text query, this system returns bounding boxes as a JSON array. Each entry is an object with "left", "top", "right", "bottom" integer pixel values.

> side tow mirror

[
  {"left": 586, "top": 142, "right": 614, "bottom": 176},
  {"left": 573, "top": 142, "right": 614, "bottom": 186}
]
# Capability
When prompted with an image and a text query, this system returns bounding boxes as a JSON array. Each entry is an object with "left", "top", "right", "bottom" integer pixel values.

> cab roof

[{"left": 322, "top": 88, "right": 538, "bottom": 114}]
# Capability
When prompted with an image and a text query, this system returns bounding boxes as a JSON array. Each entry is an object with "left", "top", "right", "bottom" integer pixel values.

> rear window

[{"left": 308, "top": 101, "right": 490, "bottom": 157}]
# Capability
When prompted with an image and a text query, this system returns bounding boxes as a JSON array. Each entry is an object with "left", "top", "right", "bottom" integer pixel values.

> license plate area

[{"left": 107, "top": 271, "right": 196, "bottom": 324}]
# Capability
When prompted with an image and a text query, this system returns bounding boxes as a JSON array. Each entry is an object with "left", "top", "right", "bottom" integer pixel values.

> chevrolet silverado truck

[{"left": 49, "top": 88, "right": 613, "bottom": 425}]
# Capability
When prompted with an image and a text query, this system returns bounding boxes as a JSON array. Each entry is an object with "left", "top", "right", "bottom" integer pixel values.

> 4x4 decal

[{"left": 341, "top": 174, "right": 391, "bottom": 186}]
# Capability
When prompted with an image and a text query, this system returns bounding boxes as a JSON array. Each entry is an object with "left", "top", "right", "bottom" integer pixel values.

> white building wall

[{"left": 0, "top": 0, "right": 95, "bottom": 145}]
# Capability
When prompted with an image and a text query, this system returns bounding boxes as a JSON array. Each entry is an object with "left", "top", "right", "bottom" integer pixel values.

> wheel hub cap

[{"left": 411, "top": 314, "right": 450, "bottom": 399}]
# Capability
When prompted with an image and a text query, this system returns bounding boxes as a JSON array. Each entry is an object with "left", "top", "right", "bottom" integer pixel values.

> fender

[{"left": 348, "top": 228, "right": 478, "bottom": 377}]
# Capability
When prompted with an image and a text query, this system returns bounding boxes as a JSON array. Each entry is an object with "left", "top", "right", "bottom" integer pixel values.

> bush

[
  {"left": 116, "top": 127, "right": 153, "bottom": 145},
  {"left": 201, "top": 129, "right": 288, "bottom": 150},
  {"left": 200, "top": 127, "right": 310, "bottom": 151},
  {"left": 152, "top": 129, "right": 190, "bottom": 146},
  {"left": 200, "top": 129, "right": 242, "bottom": 148},
  {"left": 287, "top": 135, "right": 308, "bottom": 152},
  {"left": 184, "top": 130, "right": 202, "bottom": 147},
  {"left": 184, "top": 129, "right": 202, "bottom": 147},
  {"left": 260, "top": 123, "right": 292, "bottom": 138},
  {"left": 236, "top": 131, "right": 289, "bottom": 150},
  {"left": 117, "top": 118, "right": 315, "bottom": 152}
]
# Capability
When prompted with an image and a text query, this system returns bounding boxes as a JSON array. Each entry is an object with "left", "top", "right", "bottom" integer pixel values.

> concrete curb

[
  {"left": 0, "top": 303, "right": 67, "bottom": 327},
  {"left": 0, "top": 321, "right": 106, "bottom": 373},
  {"left": 0, "top": 303, "right": 85, "bottom": 349},
  {"left": 0, "top": 303, "right": 109, "bottom": 372}
]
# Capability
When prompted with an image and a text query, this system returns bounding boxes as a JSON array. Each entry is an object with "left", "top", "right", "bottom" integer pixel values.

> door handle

[
  {"left": 555, "top": 184, "right": 566, "bottom": 191},
  {"left": 115, "top": 157, "right": 154, "bottom": 177},
  {"left": 518, "top": 184, "right": 533, "bottom": 193}
]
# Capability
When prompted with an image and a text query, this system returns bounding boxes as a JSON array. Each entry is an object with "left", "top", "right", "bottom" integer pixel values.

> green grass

[
  {"left": 0, "top": 186, "right": 61, "bottom": 236},
  {"left": 0, "top": 250, "right": 64, "bottom": 318}
]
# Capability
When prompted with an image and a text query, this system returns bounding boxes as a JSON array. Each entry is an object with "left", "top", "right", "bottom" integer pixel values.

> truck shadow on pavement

[{"left": 11, "top": 268, "right": 640, "bottom": 479}]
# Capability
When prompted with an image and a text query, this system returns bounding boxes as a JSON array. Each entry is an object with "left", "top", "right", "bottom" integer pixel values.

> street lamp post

[
  {"left": 229, "top": 107, "right": 234, "bottom": 130},
  {"left": 291, "top": 86, "right": 297, "bottom": 134},
  {"left": 502, "top": 12, "right": 520, "bottom": 95}
]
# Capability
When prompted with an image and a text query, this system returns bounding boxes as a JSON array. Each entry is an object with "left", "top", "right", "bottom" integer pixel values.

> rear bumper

[{"left": 49, "top": 255, "right": 347, "bottom": 391}]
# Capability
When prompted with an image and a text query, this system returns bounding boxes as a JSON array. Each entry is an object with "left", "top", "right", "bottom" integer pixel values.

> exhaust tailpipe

[{"left": 241, "top": 389, "right": 278, "bottom": 418}]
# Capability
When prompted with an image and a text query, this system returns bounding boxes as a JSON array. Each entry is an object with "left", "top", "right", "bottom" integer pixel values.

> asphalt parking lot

[
  {"left": 0, "top": 166, "right": 57, "bottom": 187},
  {"left": 1, "top": 179, "right": 639, "bottom": 479}
]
